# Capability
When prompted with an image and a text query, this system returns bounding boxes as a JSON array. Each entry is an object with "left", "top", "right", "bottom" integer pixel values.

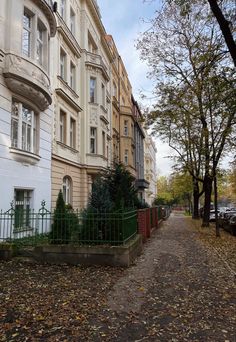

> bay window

[{"left": 22, "top": 7, "right": 48, "bottom": 70}]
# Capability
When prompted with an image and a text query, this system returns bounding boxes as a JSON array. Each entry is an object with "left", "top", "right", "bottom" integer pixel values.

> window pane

[
  {"left": 23, "top": 13, "right": 31, "bottom": 29},
  {"left": 90, "top": 78, "right": 96, "bottom": 103},
  {"left": 22, "top": 106, "right": 31, "bottom": 123},
  {"left": 11, "top": 119, "right": 18, "bottom": 148},
  {"left": 22, "top": 122, "right": 27, "bottom": 150},
  {"left": 27, "top": 126, "right": 31, "bottom": 151},
  {"left": 70, "top": 119, "right": 75, "bottom": 148},
  {"left": 22, "top": 29, "right": 30, "bottom": 56}
]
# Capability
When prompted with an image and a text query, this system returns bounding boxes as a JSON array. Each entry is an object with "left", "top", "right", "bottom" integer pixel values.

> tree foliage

[{"left": 137, "top": 1, "right": 236, "bottom": 226}]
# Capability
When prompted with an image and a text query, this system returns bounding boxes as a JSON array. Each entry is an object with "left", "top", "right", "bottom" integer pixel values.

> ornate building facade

[
  {"left": 51, "top": 0, "right": 112, "bottom": 209},
  {"left": 0, "top": 0, "right": 56, "bottom": 211},
  {"left": 0, "top": 0, "right": 157, "bottom": 212}
]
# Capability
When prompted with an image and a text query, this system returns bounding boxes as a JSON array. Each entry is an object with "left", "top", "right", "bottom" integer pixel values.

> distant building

[
  {"left": 132, "top": 96, "right": 149, "bottom": 203},
  {"left": 144, "top": 135, "right": 157, "bottom": 205}
]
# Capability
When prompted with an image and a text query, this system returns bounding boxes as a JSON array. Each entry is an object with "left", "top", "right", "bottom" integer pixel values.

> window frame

[
  {"left": 101, "top": 83, "right": 106, "bottom": 108},
  {"left": 22, "top": 9, "right": 32, "bottom": 57},
  {"left": 14, "top": 188, "right": 32, "bottom": 229},
  {"left": 124, "top": 120, "right": 128, "bottom": 136},
  {"left": 11, "top": 99, "right": 38, "bottom": 154},
  {"left": 70, "top": 117, "right": 76, "bottom": 148},
  {"left": 89, "top": 77, "right": 96, "bottom": 103},
  {"left": 60, "top": 0, "right": 66, "bottom": 20},
  {"left": 60, "top": 48, "right": 67, "bottom": 81},
  {"left": 59, "top": 109, "right": 66, "bottom": 144},
  {"left": 90, "top": 127, "right": 97, "bottom": 154},
  {"left": 124, "top": 149, "right": 128, "bottom": 165},
  {"left": 70, "top": 62, "right": 76, "bottom": 90},
  {"left": 62, "top": 176, "right": 72, "bottom": 205},
  {"left": 70, "top": 7, "right": 75, "bottom": 34}
]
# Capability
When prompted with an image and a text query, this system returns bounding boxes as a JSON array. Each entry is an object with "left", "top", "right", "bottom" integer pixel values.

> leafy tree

[
  {"left": 166, "top": 0, "right": 236, "bottom": 66},
  {"left": 137, "top": 1, "right": 236, "bottom": 231}
]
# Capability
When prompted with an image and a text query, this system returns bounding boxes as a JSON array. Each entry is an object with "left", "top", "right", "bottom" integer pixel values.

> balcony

[
  {"left": 3, "top": 54, "right": 52, "bottom": 111},
  {"left": 85, "top": 52, "right": 109, "bottom": 81},
  {"left": 56, "top": 76, "right": 81, "bottom": 112},
  {"left": 135, "top": 179, "right": 149, "bottom": 190},
  {"left": 120, "top": 105, "right": 132, "bottom": 116},
  {"left": 56, "top": 15, "right": 81, "bottom": 58}
]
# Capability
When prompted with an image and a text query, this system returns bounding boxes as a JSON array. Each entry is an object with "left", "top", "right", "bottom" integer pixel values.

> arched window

[{"left": 62, "top": 176, "right": 72, "bottom": 205}]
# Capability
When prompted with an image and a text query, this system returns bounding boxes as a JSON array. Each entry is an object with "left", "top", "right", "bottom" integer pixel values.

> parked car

[
  {"left": 219, "top": 210, "right": 236, "bottom": 235},
  {"left": 209, "top": 209, "right": 220, "bottom": 222}
]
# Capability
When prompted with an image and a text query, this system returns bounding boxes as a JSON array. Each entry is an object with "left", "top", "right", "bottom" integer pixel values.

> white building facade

[
  {"left": 144, "top": 135, "right": 157, "bottom": 206},
  {"left": 0, "top": 0, "right": 56, "bottom": 212}
]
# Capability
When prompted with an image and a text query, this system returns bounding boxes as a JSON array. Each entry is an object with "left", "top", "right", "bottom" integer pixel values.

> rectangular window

[
  {"left": 102, "top": 131, "right": 105, "bottom": 156},
  {"left": 70, "top": 7, "right": 75, "bottom": 34},
  {"left": 11, "top": 100, "right": 37, "bottom": 153},
  {"left": 101, "top": 83, "right": 105, "bottom": 107},
  {"left": 124, "top": 149, "right": 128, "bottom": 165},
  {"left": 132, "top": 150, "right": 135, "bottom": 166},
  {"left": 88, "top": 32, "right": 97, "bottom": 53},
  {"left": 113, "top": 82, "right": 117, "bottom": 98},
  {"left": 14, "top": 189, "right": 32, "bottom": 229},
  {"left": 59, "top": 110, "right": 66, "bottom": 144},
  {"left": 90, "top": 127, "right": 97, "bottom": 153},
  {"left": 22, "top": 10, "right": 32, "bottom": 57},
  {"left": 124, "top": 120, "right": 128, "bottom": 136},
  {"left": 70, "top": 118, "right": 76, "bottom": 148},
  {"left": 36, "top": 20, "right": 44, "bottom": 66},
  {"left": 90, "top": 77, "right": 96, "bottom": 103},
  {"left": 131, "top": 123, "right": 134, "bottom": 138},
  {"left": 70, "top": 62, "right": 76, "bottom": 90},
  {"left": 60, "top": 49, "right": 66, "bottom": 80},
  {"left": 60, "top": 0, "right": 66, "bottom": 19}
]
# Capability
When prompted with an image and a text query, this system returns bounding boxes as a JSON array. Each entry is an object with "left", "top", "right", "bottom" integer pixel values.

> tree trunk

[
  {"left": 202, "top": 175, "right": 213, "bottom": 227},
  {"left": 207, "top": 0, "right": 236, "bottom": 67},
  {"left": 192, "top": 179, "right": 200, "bottom": 219}
]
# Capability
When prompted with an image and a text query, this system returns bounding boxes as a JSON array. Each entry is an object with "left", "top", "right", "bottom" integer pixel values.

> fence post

[
  {"left": 137, "top": 209, "right": 147, "bottom": 242},
  {"left": 146, "top": 208, "right": 151, "bottom": 238}
]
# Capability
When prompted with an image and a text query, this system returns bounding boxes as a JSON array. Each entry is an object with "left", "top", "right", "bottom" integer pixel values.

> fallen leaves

[{"left": 0, "top": 214, "right": 235, "bottom": 341}]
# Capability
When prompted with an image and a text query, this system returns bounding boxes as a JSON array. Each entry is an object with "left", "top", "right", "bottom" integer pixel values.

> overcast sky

[{"left": 98, "top": 0, "right": 175, "bottom": 175}]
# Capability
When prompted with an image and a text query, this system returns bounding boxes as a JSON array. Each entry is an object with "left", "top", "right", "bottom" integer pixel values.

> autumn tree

[
  {"left": 137, "top": 1, "right": 236, "bottom": 230},
  {"left": 166, "top": 0, "right": 236, "bottom": 66}
]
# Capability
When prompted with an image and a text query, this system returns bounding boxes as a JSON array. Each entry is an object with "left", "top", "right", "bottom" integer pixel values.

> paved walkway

[{"left": 90, "top": 212, "right": 236, "bottom": 342}]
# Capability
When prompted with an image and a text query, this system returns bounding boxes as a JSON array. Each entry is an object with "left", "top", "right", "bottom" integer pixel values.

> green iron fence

[{"left": 0, "top": 202, "right": 137, "bottom": 247}]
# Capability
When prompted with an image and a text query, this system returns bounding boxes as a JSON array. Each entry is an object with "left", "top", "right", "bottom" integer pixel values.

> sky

[{"left": 98, "top": 0, "right": 175, "bottom": 176}]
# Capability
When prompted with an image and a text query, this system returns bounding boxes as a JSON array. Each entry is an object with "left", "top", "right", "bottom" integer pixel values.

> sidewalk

[
  {"left": 90, "top": 212, "right": 236, "bottom": 342},
  {"left": 0, "top": 212, "right": 235, "bottom": 341}
]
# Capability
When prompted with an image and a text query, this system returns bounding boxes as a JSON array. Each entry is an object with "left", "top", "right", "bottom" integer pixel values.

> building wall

[
  {"left": 144, "top": 135, "right": 157, "bottom": 206},
  {"left": 0, "top": 0, "right": 56, "bottom": 211},
  {"left": 51, "top": 0, "right": 113, "bottom": 209}
]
